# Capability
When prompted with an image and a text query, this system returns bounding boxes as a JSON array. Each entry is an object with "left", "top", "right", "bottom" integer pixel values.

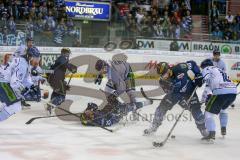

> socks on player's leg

[
  {"left": 205, "top": 111, "right": 216, "bottom": 132},
  {"left": 0, "top": 108, "right": 11, "bottom": 121},
  {"left": 219, "top": 109, "right": 228, "bottom": 136}
]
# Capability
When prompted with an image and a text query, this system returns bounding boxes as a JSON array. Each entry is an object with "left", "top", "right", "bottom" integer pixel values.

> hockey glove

[
  {"left": 31, "top": 68, "right": 39, "bottom": 76},
  {"left": 94, "top": 74, "right": 103, "bottom": 85},
  {"left": 106, "top": 80, "right": 116, "bottom": 90},
  {"left": 194, "top": 76, "right": 204, "bottom": 87}
]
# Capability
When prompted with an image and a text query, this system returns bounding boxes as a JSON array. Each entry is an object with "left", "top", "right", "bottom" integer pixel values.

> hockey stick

[
  {"left": 25, "top": 113, "right": 73, "bottom": 124},
  {"left": 153, "top": 87, "right": 198, "bottom": 147},
  {"left": 140, "top": 88, "right": 163, "bottom": 101},
  {"left": 67, "top": 73, "right": 74, "bottom": 85},
  {"left": 236, "top": 81, "right": 240, "bottom": 87},
  {"left": 40, "top": 99, "right": 114, "bottom": 133}
]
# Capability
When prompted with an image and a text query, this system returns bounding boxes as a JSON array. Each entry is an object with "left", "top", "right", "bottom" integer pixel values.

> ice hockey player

[
  {"left": 144, "top": 61, "right": 209, "bottom": 137},
  {"left": 46, "top": 48, "right": 77, "bottom": 114},
  {"left": 200, "top": 59, "right": 237, "bottom": 141},
  {"left": 24, "top": 48, "right": 46, "bottom": 103},
  {"left": 94, "top": 53, "right": 137, "bottom": 119},
  {"left": 13, "top": 37, "right": 35, "bottom": 107},
  {"left": 14, "top": 37, "right": 33, "bottom": 57},
  {"left": 212, "top": 50, "right": 226, "bottom": 72},
  {"left": 80, "top": 94, "right": 153, "bottom": 127},
  {"left": 0, "top": 45, "right": 40, "bottom": 121},
  {"left": 0, "top": 54, "right": 12, "bottom": 83}
]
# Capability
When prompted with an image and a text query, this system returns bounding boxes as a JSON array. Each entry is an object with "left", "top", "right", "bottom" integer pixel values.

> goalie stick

[{"left": 153, "top": 87, "right": 198, "bottom": 147}]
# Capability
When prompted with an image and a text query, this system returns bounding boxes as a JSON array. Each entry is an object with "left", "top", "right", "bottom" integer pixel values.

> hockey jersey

[{"left": 202, "top": 66, "right": 237, "bottom": 95}]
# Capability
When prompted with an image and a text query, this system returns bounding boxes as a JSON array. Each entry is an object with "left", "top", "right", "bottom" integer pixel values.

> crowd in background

[
  {"left": 1, "top": 0, "right": 240, "bottom": 46},
  {"left": 121, "top": 0, "right": 192, "bottom": 39},
  {"left": 210, "top": 3, "right": 240, "bottom": 41},
  {"left": 0, "top": 0, "right": 80, "bottom": 45}
]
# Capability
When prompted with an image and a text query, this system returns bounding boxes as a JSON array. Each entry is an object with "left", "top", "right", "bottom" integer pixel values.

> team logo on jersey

[
  {"left": 231, "top": 62, "right": 240, "bottom": 71},
  {"left": 177, "top": 73, "right": 185, "bottom": 79}
]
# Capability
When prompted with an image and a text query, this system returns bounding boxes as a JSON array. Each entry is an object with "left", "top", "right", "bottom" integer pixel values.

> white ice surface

[{"left": 0, "top": 78, "right": 240, "bottom": 160}]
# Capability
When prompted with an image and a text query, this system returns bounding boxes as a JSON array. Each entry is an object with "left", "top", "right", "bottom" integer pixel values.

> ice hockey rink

[{"left": 0, "top": 78, "right": 240, "bottom": 160}]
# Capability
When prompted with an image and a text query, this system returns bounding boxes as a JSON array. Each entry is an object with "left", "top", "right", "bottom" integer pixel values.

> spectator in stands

[
  {"left": 179, "top": 2, "right": 188, "bottom": 17},
  {"left": 150, "top": 7, "right": 158, "bottom": 19},
  {"left": 162, "top": 10, "right": 170, "bottom": 37},
  {"left": 54, "top": 18, "right": 66, "bottom": 44},
  {"left": 66, "top": 18, "right": 74, "bottom": 34},
  {"left": 180, "top": 10, "right": 192, "bottom": 35},
  {"left": 129, "top": 19, "right": 140, "bottom": 37},
  {"left": 9, "top": 1, "right": 19, "bottom": 20},
  {"left": 152, "top": 18, "right": 164, "bottom": 38},
  {"left": 29, "top": 2, "right": 38, "bottom": 19},
  {"left": 230, "top": 19, "right": 239, "bottom": 40},
  {"left": 210, "top": 4, "right": 220, "bottom": 20},
  {"left": 135, "top": 8, "right": 144, "bottom": 24},
  {"left": 175, "top": 24, "right": 181, "bottom": 39},
  {"left": 223, "top": 28, "right": 232, "bottom": 40},
  {"left": 222, "top": 19, "right": 230, "bottom": 31},
  {"left": 25, "top": 17, "right": 34, "bottom": 38},
  {"left": 235, "top": 13, "right": 240, "bottom": 23},
  {"left": 55, "top": 0, "right": 65, "bottom": 8},
  {"left": 44, "top": 10, "right": 56, "bottom": 31},
  {"left": 0, "top": 3, "right": 10, "bottom": 23},
  {"left": 225, "top": 11, "right": 234, "bottom": 24},
  {"left": 39, "top": 1, "right": 48, "bottom": 17},
  {"left": 212, "top": 26, "right": 223, "bottom": 40},
  {"left": 34, "top": 17, "right": 43, "bottom": 32},
  {"left": 8, "top": 16, "right": 16, "bottom": 34},
  {"left": 211, "top": 18, "right": 220, "bottom": 32},
  {"left": 171, "top": 0, "right": 179, "bottom": 14},
  {"left": 22, "top": 0, "right": 30, "bottom": 20},
  {"left": 47, "top": 1, "right": 54, "bottom": 10}
]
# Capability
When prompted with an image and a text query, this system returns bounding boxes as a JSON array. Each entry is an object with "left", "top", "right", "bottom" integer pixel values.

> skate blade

[
  {"left": 22, "top": 106, "right": 31, "bottom": 110},
  {"left": 201, "top": 139, "right": 215, "bottom": 144},
  {"left": 220, "top": 135, "right": 226, "bottom": 139}
]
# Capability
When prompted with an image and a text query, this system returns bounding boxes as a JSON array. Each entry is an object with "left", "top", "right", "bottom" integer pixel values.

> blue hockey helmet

[
  {"left": 27, "top": 46, "right": 40, "bottom": 58},
  {"left": 200, "top": 59, "right": 213, "bottom": 69},
  {"left": 26, "top": 37, "right": 33, "bottom": 42}
]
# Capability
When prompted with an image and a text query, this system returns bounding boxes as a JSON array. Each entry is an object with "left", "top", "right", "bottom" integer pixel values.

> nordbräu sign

[{"left": 65, "top": 1, "right": 111, "bottom": 21}]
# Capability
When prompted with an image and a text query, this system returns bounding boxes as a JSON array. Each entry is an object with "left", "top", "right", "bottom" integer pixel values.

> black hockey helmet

[
  {"left": 200, "top": 59, "right": 214, "bottom": 69},
  {"left": 156, "top": 62, "right": 170, "bottom": 75},
  {"left": 61, "top": 48, "right": 71, "bottom": 55},
  {"left": 95, "top": 59, "right": 107, "bottom": 71},
  {"left": 86, "top": 103, "right": 98, "bottom": 111},
  {"left": 213, "top": 49, "right": 220, "bottom": 55}
]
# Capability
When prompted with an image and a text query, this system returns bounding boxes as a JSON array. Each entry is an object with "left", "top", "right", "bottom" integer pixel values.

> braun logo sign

[{"left": 137, "top": 40, "right": 155, "bottom": 49}]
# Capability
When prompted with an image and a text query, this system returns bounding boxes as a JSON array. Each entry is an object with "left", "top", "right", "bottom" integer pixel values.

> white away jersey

[
  {"left": 10, "top": 57, "right": 33, "bottom": 92},
  {"left": 202, "top": 66, "right": 237, "bottom": 95},
  {"left": 0, "top": 63, "right": 11, "bottom": 83}
]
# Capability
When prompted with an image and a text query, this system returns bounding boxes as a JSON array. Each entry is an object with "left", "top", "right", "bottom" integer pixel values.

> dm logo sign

[
  {"left": 231, "top": 62, "right": 240, "bottom": 70},
  {"left": 221, "top": 45, "right": 232, "bottom": 54},
  {"left": 65, "top": 1, "right": 111, "bottom": 21}
]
